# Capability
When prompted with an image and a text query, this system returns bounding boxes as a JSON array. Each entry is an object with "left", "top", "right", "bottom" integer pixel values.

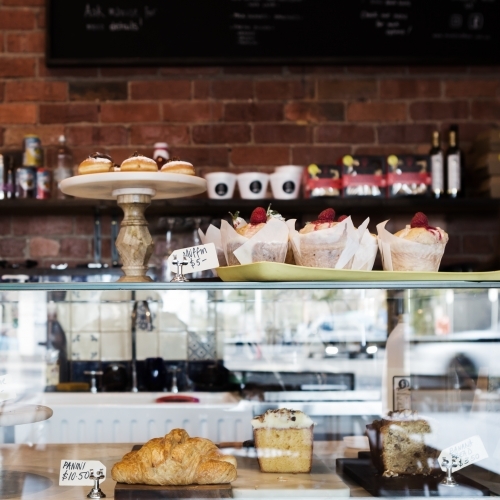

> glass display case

[{"left": 1, "top": 280, "right": 499, "bottom": 498}]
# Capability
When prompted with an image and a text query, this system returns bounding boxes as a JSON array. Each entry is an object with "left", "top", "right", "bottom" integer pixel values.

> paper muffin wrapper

[
  {"left": 198, "top": 225, "right": 227, "bottom": 276},
  {"left": 221, "top": 218, "right": 289, "bottom": 266},
  {"left": 351, "top": 229, "right": 378, "bottom": 271},
  {"left": 289, "top": 217, "right": 367, "bottom": 269},
  {"left": 376, "top": 220, "right": 446, "bottom": 272}
]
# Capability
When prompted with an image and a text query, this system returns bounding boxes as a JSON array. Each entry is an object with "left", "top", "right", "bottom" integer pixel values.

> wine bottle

[
  {"left": 429, "top": 131, "right": 444, "bottom": 199},
  {"left": 446, "top": 129, "right": 462, "bottom": 198}
]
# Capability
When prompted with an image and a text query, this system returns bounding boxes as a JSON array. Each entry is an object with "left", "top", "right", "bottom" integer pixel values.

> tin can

[
  {"left": 23, "top": 135, "right": 43, "bottom": 167},
  {"left": 36, "top": 168, "right": 52, "bottom": 199},
  {"left": 16, "top": 167, "right": 36, "bottom": 198}
]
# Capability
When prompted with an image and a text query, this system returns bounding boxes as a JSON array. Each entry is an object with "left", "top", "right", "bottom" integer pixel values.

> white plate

[{"left": 60, "top": 172, "right": 207, "bottom": 200}]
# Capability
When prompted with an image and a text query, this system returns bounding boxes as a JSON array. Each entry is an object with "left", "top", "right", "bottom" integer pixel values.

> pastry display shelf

[
  {"left": 0, "top": 280, "right": 499, "bottom": 290},
  {"left": 59, "top": 172, "right": 207, "bottom": 283},
  {"left": 0, "top": 196, "right": 497, "bottom": 217}
]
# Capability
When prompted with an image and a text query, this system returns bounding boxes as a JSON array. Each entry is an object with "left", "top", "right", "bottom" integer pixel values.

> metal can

[
  {"left": 23, "top": 135, "right": 43, "bottom": 167},
  {"left": 16, "top": 167, "right": 36, "bottom": 198},
  {"left": 36, "top": 168, "right": 52, "bottom": 199}
]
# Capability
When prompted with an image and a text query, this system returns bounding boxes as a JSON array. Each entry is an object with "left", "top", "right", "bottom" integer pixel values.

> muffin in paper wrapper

[
  {"left": 377, "top": 220, "right": 446, "bottom": 272},
  {"left": 198, "top": 225, "right": 227, "bottom": 270},
  {"left": 289, "top": 216, "right": 373, "bottom": 270},
  {"left": 220, "top": 218, "right": 289, "bottom": 265}
]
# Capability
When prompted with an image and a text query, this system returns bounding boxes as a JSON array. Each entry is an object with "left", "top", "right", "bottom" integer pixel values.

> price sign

[
  {"left": 0, "top": 374, "right": 17, "bottom": 401},
  {"left": 59, "top": 460, "right": 106, "bottom": 486},
  {"left": 167, "top": 243, "right": 219, "bottom": 275},
  {"left": 438, "top": 436, "right": 488, "bottom": 473}
]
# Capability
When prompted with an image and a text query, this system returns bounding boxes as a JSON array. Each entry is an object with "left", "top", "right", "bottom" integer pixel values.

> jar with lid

[{"left": 153, "top": 142, "right": 170, "bottom": 170}]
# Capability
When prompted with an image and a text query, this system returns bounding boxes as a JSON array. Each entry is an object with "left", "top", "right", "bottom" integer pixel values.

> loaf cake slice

[{"left": 251, "top": 408, "right": 314, "bottom": 473}]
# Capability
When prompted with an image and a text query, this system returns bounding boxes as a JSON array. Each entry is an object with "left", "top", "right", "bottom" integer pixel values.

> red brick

[
  {"left": 231, "top": 146, "right": 289, "bottom": 166},
  {"left": 130, "top": 81, "right": 191, "bottom": 100},
  {"left": 100, "top": 67, "right": 158, "bottom": 77},
  {"left": 287, "top": 66, "right": 346, "bottom": 75},
  {"left": 0, "top": 104, "right": 37, "bottom": 124},
  {"left": 212, "top": 80, "right": 254, "bottom": 99},
  {"left": 347, "top": 102, "right": 407, "bottom": 122},
  {"left": 69, "top": 81, "right": 127, "bottom": 101},
  {"left": 255, "top": 80, "right": 314, "bottom": 100},
  {"left": 40, "top": 104, "right": 98, "bottom": 124},
  {"left": 354, "top": 145, "right": 411, "bottom": 155},
  {"left": 99, "top": 238, "right": 111, "bottom": 260},
  {"left": 101, "top": 103, "right": 159, "bottom": 123},
  {"left": 66, "top": 126, "right": 128, "bottom": 147},
  {"left": 29, "top": 237, "right": 59, "bottom": 257},
  {"left": 194, "top": 81, "right": 210, "bottom": 99},
  {"left": 129, "top": 125, "right": 189, "bottom": 145},
  {"left": 5, "top": 81, "right": 67, "bottom": 102},
  {"left": 0, "top": 57, "right": 36, "bottom": 77},
  {"left": 224, "top": 66, "right": 282, "bottom": 75},
  {"left": 380, "top": 79, "right": 441, "bottom": 99},
  {"left": 446, "top": 80, "right": 499, "bottom": 98},
  {"left": 0, "top": 9, "right": 36, "bottom": 29},
  {"left": 410, "top": 101, "right": 469, "bottom": 120},
  {"left": 284, "top": 102, "right": 344, "bottom": 123},
  {"left": 192, "top": 124, "right": 251, "bottom": 144},
  {"left": 254, "top": 124, "right": 310, "bottom": 143},
  {"left": 3, "top": 0, "right": 44, "bottom": 5},
  {"left": 0, "top": 239, "right": 26, "bottom": 258},
  {"left": 224, "top": 103, "right": 283, "bottom": 122},
  {"left": 347, "top": 66, "right": 407, "bottom": 75},
  {"left": 0, "top": 36, "right": 3, "bottom": 53},
  {"left": 36, "top": 8, "right": 44, "bottom": 29},
  {"left": 463, "top": 235, "right": 493, "bottom": 254},
  {"left": 6, "top": 32, "right": 44, "bottom": 53},
  {"left": 0, "top": 128, "right": 4, "bottom": 146},
  {"left": 38, "top": 59, "right": 98, "bottom": 78},
  {"left": 60, "top": 238, "right": 90, "bottom": 258},
  {"left": 4, "top": 125, "right": 64, "bottom": 147},
  {"left": 0, "top": 217, "right": 11, "bottom": 235},
  {"left": 162, "top": 101, "right": 223, "bottom": 122},
  {"left": 13, "top": 215, "right": 73, "bottom": 236},
  {"left": 315, "top": 125, "right": 374, "bottom": 144},
  {"left": 0, "top": 83, "right": 4, "bottom": 101},
  {"left": 471, "top": 101, "right": 500, "bottom": 120},
  {"left": 378, "top": 124, "right": 436, "bottom": 144},
  {"left": 170, "top": 147, "right": 229, "bottom": 167},
  {"left": 75, "top": 216, "right": 94, "bottom": 235},
  {"left": 159, "top": 67, "right": 221, "bottom": 76},
  {"left": 317, "top": 80, "right": 377, "bottom": 99},
  {"left": 291, "top": 146, "right": 350, "bottom": 165},
  {"left": 439, "top": 122, "right": 494, "bottom": 143},
  {"left": 408, "top": 66, "right": 468, "bottom": 75}
]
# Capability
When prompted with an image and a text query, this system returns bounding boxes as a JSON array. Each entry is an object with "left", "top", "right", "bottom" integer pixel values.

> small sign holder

[
  {"left": 440, "top": 456, "right": 457, "bottom": 487},
  {"left": 87, "top": 469, "right": 106, "bottom": 499},
  {"left": 170, "top": 254, "right": 189, "bottom": 283}
]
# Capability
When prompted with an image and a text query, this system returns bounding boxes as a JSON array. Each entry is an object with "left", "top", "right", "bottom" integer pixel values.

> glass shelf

[{"left": 0, "top": 280, "right": 499, "bottom": 291}]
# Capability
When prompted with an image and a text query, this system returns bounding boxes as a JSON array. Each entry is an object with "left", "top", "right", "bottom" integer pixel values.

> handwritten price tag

[
  {"left": 168, "top": 243, "right": 219, "bottom": 275},
  {"left": 59, "top": 460, "right": 106, "bottom": 486},
  {"left": 0, "top": 375, "right": 17, "bottom": 401},
  {"left": 438, "top": 435, "right": 488, "bottom": 473}
]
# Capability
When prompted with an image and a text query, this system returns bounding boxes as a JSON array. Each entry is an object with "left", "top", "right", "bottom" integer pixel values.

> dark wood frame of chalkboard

[{"left": 46, "top": 0, "right": 500, "bottom": 67}]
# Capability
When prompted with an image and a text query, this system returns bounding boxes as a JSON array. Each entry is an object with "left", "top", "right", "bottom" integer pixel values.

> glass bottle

[
  {"left": 53, "top": 135, "right": 74, "bottom": 199},
  {"left": 446, "top": 128, "right": 462, "bottom": 198},
  {"left": 429, "top": 131, "right": 444, "bottom": 199}
]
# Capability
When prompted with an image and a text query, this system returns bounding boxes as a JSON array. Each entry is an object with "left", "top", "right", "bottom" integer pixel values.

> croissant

[{"left": 111, "top": 428, "right": 237, "bottom": 486}]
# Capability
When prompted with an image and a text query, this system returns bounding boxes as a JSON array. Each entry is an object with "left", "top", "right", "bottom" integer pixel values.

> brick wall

[{"left": 0, "top": 1, "right": 500, "bottom": 269}]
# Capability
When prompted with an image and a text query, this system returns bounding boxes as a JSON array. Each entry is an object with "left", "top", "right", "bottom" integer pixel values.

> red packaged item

[
  {"left": 302, "top": 164, "right": 342, "bottom": 198},
  {"left": 386, "top": 155, "right": 432, "bottom": 197},
  {"left": 340, "top": 155, "right": 387, "bottom": 197}
]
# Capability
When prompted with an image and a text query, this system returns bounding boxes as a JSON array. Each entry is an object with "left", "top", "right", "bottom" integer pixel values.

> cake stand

[{"left": 60, "top": 172, "right": 207, "bottom": 283}]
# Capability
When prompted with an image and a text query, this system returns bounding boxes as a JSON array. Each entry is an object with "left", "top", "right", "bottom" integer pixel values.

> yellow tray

[{"left": 217, "top": 262, "right": 500, "bottom": 282}]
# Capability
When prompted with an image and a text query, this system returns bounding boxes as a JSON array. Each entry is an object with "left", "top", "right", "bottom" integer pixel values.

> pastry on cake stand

[{"left": 60, "top": 172, "right": 207, "bottom": 283}]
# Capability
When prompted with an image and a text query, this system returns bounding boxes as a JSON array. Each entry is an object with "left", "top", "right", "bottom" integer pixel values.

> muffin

[
  {"left": 252, "top": 409, "right": 314, "bottom": 473},
  {"left": 378, "top": 212, "right": 448, "bottom": 272},
  {"left": 121, "top": 152, "right": 158, "bottom": 172},
  {"left": 366, "top": 410, "right": 437, "bottom": 477},
  {"left": 78, "top": 152, "right": 114, "bottom": 175}
]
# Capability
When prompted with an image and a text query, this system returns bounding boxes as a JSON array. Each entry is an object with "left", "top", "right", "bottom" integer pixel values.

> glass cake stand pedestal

[{"left": 60, "top": 172, "right": 207, "bottom": 283}]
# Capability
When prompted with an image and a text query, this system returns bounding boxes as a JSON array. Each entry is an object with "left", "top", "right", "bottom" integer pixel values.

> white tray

[{"left": 60, "top": 172, "right": 207, "bottom": 200}]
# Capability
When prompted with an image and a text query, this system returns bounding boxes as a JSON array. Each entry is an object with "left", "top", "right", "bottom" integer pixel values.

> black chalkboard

[{"left": 46, "top": 0, "right": 500, "bottom": 66}]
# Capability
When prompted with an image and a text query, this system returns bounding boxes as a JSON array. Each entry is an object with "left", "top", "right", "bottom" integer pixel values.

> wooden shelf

[{"left": 0, "top": 196, "right": 498, "bottom": 218}]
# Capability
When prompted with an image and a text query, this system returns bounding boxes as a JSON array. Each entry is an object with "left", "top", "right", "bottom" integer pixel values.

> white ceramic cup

[
  {"left": 204, "top": 172, "right": 237, "bottom": 199},
  {"left": 274, "top": 165, "right": 304, "bottom": 176},
  {"left": 237, "top": 172, "right": 269, "bottom": 199},
  {"left": 270, "top": 170, "right": 302, "bottom": 199}
]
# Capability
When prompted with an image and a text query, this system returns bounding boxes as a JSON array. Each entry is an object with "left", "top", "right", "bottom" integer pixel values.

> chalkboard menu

[{"left": 47, "top": 0, "right": 500, "bottom": 66}]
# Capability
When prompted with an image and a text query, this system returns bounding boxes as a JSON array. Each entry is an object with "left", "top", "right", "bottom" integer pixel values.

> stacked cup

[{"left": 269, "top": 165, "right": 304, "bottom": 199}]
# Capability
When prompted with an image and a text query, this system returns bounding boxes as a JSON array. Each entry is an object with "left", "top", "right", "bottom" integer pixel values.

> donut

[
  {"left": 120, "top": 152, "right": 158, "bottom": 172},
  {"left": 78, "top": 153, "right": 114, "bottom": 175},
  {"left": 160, "top": 158, "right": 195, "bottom": 176}
]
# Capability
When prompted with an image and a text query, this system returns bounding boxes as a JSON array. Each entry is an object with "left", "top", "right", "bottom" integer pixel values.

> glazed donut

[
  {"left": 120, "top": 152, "right": 158, "bottom": 172},
  {"left": 160, "top": 158, "right": 195, "bottom": 176},
  {"left": 78, "top": 153, "right": 114, "bottom": 175}
]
